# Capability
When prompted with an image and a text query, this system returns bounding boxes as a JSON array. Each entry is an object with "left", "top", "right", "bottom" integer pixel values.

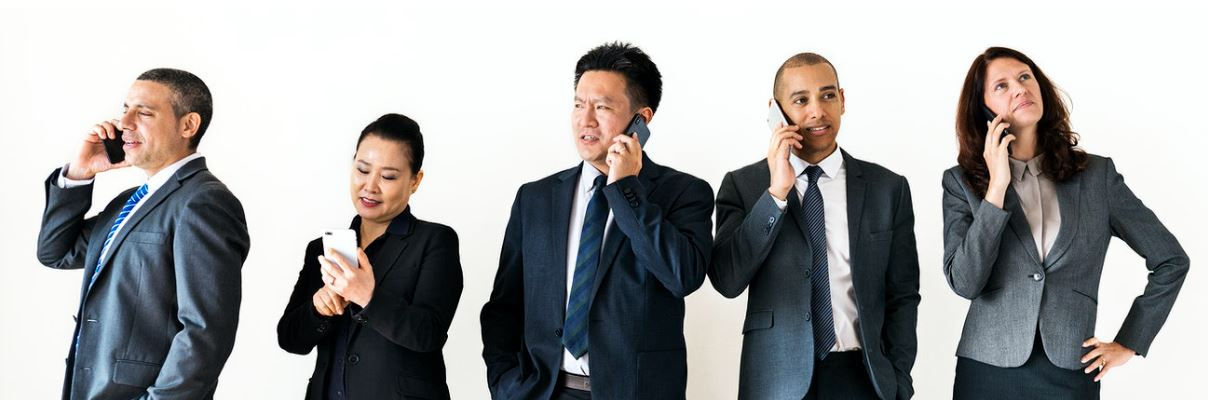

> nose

[
  {"left": 803, "top": 101, "right": 823, "bottom": 121},
  {"left": 363, "top": 173, "right": 382, "bottom": 194},
  {"left": 118, "top": 109, "right": 137, "bottom": 135},
  {"left": 578, "top": 107, "right": 598, "bottom": 129}
]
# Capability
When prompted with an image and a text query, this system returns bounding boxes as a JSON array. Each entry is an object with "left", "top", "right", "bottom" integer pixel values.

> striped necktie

[
  {"left": 803, "top": 166, "right": 835, "bottom": 359},
  {"left": 563, "top": 175, "right": 609, "bottom": 359},
  {"left": 89, "top": 183, "right": 149, "bottom": 289}
]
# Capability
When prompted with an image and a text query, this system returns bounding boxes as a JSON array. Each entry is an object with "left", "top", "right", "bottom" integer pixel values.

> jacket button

[
  {"left": 554, "top": 329, "right": 563, "bottom": 337},
  {"left": 767, "top": 216, "right": 776, "bottom": 225},
  {"left": 348, "top": 354, "right": 360, "bottom": 365},
  {"left": 1031, "top": 273, "right": 1043, "bottom": 281}
]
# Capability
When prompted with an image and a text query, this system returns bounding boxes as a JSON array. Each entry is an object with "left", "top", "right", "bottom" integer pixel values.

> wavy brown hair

[{"left": 956, "top": 47, "right": 1088, "bottom": 197}]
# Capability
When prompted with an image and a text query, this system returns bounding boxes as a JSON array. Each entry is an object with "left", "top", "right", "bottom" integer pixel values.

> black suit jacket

[
  {"left": 480, "top": 154, "right": 714, "bottom": 400},
  {"left": 709, "top": 150, "right": 920, "bottom": 400},
  {"left": 277, "top": 210, "right": 463, "bottom": 400}
]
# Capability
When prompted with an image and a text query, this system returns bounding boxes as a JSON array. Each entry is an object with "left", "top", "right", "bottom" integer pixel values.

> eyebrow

[
  {"left": 573, "top": 95, "right": 615, "bottom": 104},
  {"left": 354, "top": 160, "right": 402, "bottom": 172},
  {"left": 123, "top": 103, "right": 157, "bottom": 110},
  {"left": 789, "top": 85, "right": 838, "bottom": 97}
]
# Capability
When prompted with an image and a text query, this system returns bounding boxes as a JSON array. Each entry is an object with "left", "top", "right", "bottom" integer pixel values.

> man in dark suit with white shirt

[
  {"left": 37, "top": 68, "right": 249, "bottom": 399},
  {"left": 709, "top": 53, "right": 920, "bottom": 400},
  {"left": 481, "top": 42, "right": 714, "bottom": 400}
]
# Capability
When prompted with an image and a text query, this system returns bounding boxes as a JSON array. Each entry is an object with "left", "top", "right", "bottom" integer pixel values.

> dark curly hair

[{"left": 956, "top": 47, "right": 1087, "bottom": 197}]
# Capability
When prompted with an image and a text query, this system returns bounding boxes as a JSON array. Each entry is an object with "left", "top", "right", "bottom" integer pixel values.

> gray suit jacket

[
  {"left": 37, "top": 158, "right": 250, "bottom": 400},
  {"left": 709, "top": 150, "right": 920, "bottom": 400},
  {"left": 942, "top": 154, "right": 1189, "bottom": 369}
]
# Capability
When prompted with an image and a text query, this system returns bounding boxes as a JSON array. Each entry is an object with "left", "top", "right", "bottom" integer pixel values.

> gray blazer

[
  {"left": 942, "top": 154, "right": 1189, "bottom": 370},
  {"left": 710, "top": 150, "right": 920, "bottom": 400},
  {"left": 37, "top": 158, "right": 249, "bottom": 400}
]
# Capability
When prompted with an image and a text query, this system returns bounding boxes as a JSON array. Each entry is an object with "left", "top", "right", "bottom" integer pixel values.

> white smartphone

[
  {"left": 321, "top": 229, "right": 359, "bottom": 269},
  {"left": 767, "top": 99, "right": 791, "bottom": 131}
]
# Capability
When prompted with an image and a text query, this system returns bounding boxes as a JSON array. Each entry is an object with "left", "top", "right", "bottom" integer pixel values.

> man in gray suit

[
  {"left": 37, "top": 68, "right": 249, "bottom": 400},
  {"left": 709, "top": 53, "right": 919, "bottom": 400}
]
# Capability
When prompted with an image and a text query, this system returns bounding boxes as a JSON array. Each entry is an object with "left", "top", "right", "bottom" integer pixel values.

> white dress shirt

[
  {"left": 771, "top": 147, "right": 861, "bottom": 352},
  {"left": 58, "top": 153, "right": 204, "bottom": 265},
  {"left": 1009, "top": 155, "right": 1061, "bottom": 260},
  {"left": 561, "top": 163, "right": 614, "bottom": 375}
]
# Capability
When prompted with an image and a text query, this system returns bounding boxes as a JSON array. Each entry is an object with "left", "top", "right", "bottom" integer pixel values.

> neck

[
  {"left": 1009, "top": 126, "right": 1039, "bottom": 161},
  {"left": 587, "top": 160, "right": 608, "bottom": 176},
  {"left": 360, "top": 219, "right": 389, "bottom": 246},
  {"left": 795, "top": 142, "right": 838, "bottom": 165}
]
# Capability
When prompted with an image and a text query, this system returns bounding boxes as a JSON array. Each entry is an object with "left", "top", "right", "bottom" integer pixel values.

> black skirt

[{"left": 954, "top": 335, "right": 1099, "bottom": 400}]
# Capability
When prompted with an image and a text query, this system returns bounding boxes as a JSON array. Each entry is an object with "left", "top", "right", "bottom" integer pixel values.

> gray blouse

[{"left": 1008, "top": 155, "right": 1061, "bottom": 261}]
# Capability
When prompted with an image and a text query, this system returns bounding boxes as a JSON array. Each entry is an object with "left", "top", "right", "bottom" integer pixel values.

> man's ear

[{"left": 179, "top": 112, "right": 201, "bottom": 141}]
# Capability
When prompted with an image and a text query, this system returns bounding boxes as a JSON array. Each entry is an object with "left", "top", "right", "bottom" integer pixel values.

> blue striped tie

[
  {"left": 89, "top": 184, "right": 149, "bottom": 289},
  {"left": 563, "top": 175, "right": 608, "bottom": 359},
  {"left": 803, "top": 166, "right": 835, "bottom": 359}
]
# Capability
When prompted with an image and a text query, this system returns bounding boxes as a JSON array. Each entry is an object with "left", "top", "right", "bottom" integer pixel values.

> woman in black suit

[
  {"left": 278, "top": 113, "right": 463, "bottom": 400},
  {"left": 943, "top": 47, "right": 1189, "bottom": 400}
]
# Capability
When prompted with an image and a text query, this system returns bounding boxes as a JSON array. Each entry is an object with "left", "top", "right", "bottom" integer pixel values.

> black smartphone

[
  {"left": 102, "top": 130, "right": 125, "bottom": 164},
  {"left": 625, "top": 114, "right": 650, "bottom": 147},
  {"left": 981, "top": 105, "right": 1009, "bottom": 138}
]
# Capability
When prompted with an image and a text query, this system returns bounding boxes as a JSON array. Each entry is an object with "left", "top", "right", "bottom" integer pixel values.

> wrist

[
  {"left": 64, "top": 163, "right": 95, "bottom": 181},
  {"left": 769, "top": 186, "right": 789, "bottom": 201}
]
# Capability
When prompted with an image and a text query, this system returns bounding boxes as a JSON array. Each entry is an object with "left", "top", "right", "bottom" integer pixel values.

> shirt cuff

[
  {"left": 770, "top": 190, "right": 788, "bottom": 211},
  {"left": 57, "top": 163, "right": 94, "bottom": 188}
]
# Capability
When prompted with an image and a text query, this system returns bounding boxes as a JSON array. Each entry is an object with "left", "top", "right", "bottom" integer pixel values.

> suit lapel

[
  {"left": 1003, "top": 185, "right": 1044, "bottom": 267},
  {"left": 84, "top": 159, "right": 207, "bottom": 299},
  {"left": 786, "top": 188, "right": 815, "bottom": 282},
  {"left": 843, "top": 152, "right": 867, "bottom": 259},
  {"left": 1042, "top": 174, "right": 1082, "bottom": 269},
  {"left": 550, "top": 165, "right": 579, "bottom": 321},
  {"left": 349, "top": 232, "right": 410, "bottom": 340}
]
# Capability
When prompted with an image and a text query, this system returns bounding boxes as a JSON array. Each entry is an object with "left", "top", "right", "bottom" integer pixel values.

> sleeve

[
  {"left": 882, "top": 176, "right": 921, "bottom": 400},
  {"left": 1103, "top": 158, "right": 1190, "bottom": 356},
  {"left": 941, "top": 168, "right": 1012, "bottom": 299},
  {"left": 708, "top": 171, "right": 789, "bottom": 298},
  {"left": 480, "top": 187, "right": 527, "bottom": 399},
  {"left": 603, "top": 174, "right": 714, "bottom": 298},
  {"left": 277, "top": 240, "right": 336, "bottom": 355},
  {"left": 37, "top": 167, "right": 97, "bottom": 270}
]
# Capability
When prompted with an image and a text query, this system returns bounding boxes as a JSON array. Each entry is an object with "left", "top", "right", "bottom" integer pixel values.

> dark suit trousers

[
  {"left": 553, "top": 387, "right": 591, "bottom": 400},
  {"left": 954, "top": 334, "right": 1099, "bottom": 400},
  {"left": 804, "top": 351, "right": 880, "bottom": 400}
]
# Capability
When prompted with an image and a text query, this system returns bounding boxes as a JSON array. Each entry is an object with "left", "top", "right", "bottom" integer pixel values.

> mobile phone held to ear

[
  {"left": 767, "top": 99, "right": 790, "bottom": 131},
  {"left": 322, "top": 229, "right": 360, "bottom": 269},
  {"left": 981, "top": 105, "right": 1010, "bottom": 139},
  {"left": 102, "top": 130, "right": 125, "bottom": 164},
  {"left": 625, "top": 113, "right": 651, "bottom": 147}
]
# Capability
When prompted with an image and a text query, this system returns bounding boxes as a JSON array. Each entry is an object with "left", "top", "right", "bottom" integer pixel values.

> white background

[{"left": 1, "top": 1, "right": 1204, "bottom": 399}]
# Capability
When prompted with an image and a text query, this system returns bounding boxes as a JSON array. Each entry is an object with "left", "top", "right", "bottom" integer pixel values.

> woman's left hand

[
  {"left": 318, "top": 248, "right": 375, "bottom": 307},
  {"left": 1081, "top": 337, "right": 1135, "bottom": 381}
]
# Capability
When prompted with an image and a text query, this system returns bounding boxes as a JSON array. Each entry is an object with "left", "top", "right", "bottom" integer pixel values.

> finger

[
  {"left": 357, "top": 248, "right": 371, "bottom": 271},
  {"left": 612, "top": 133, "right": 635, "bottom": 146},
  {"left": 1082, "top": 352, "right": 1104, "bottom": 373},
  {"left": 1082, "top": 337, "right": 1100, "bottom": 347},
  {"left": 998, "top": 134, "right": 1016, "bottom": 152},
  {"left": 314, "top": 295, "right": 334, "bottom": 316},
  {"left": 326, "top": 249, "right": 353, "bottom": 275},
  {"left": 101, "top": 120, "right": 118, "bottom": 140},
  {"left": 780, "top": 136, "right": 803, "bottom": 150},
  {"left": 1094, "top": 364, "right": 1113, "bottom": 382},
  {"left": 318, "top": 291, "right": 338, "bottom": 315},
  {"left": 318, "top": 256, "right": 342, "bottom": 282}
]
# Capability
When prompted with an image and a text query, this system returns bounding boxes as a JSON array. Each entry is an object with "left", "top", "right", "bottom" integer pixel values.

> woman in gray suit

[{"left": 942, "top": 47, "right": 1189, "bottom": 399}]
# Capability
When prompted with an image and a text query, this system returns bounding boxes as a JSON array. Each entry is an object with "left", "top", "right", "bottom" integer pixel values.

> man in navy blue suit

[{"left": 480, "top": 42, "right": 714, "bottom": 400}]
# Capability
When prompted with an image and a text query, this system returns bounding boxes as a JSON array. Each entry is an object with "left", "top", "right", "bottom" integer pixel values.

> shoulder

[{"left": 412, "top": 219, "right": 459, "bottom": 243}]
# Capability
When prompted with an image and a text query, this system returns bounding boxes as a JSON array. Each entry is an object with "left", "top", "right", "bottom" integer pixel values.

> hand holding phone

[
  {"left": 768, "top": 99, "right": 791, "bottom": 131},
  {"left": 322, "top": 229, "right": 360, "bottom": 269}
]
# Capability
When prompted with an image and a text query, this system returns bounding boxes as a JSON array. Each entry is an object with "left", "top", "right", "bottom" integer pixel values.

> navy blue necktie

[
  {"left": 803, "top": 166, "right": 835, "bottom": 359},
  {"left": 563, "top": 175, "right": 609, "bottom": 358}
]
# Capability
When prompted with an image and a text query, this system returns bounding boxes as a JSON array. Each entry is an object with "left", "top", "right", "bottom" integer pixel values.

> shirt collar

[
  {"left": 144, "top": 152, "right": 203, "bottom": 192},
  {"left": 1009, "top": 154, "right": 1044, "bottom": 182},
  {"left": 578, "top": 162, "right": 606, "bottom": 195},
  {"left": 789, "top": 145, "right": 844, "bottom": 179},
  {"left": 349, "top": 205, "right": 415, "bottom": 238}
]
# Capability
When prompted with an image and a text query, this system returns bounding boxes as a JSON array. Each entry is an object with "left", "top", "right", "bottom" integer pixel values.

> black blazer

[
  {"left": 480, "top": 154, "right": 714, "bottom": 400},
  {"left": 709, "top": 150, "right": 920, "bottom": 400},
  {"left": 277, "top": 210, "right": 463, "bottom": 400}
]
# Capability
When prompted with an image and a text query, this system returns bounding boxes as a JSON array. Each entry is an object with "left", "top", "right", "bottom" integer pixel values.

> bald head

[{"left": 773, "top": 52, "right": 840, "bottom": 98}]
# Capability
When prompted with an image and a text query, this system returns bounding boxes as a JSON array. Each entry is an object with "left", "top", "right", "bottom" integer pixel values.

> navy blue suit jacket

[{"left": 481, "top": 154, "right": 714, "bottom": 400}]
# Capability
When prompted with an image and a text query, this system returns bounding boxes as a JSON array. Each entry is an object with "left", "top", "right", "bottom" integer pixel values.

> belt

[{"left": 558, "top": 371, "right": 591, "bottom": 392}]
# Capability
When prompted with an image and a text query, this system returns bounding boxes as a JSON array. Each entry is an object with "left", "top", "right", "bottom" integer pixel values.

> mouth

[
  {"left": 359, "top": 197, "right": 382, "bottom": 208},
  {"left": 123, "top": 139, "right": 142, "bottom": 149},
  {"left": 578, "top": 133, "right": 602, "bottom": 144},
  {"left": 1014, "top": 100, "right": 1034, "bottom": 112},
  {"left": 802, "top": 124, "right": 832, "bottom": 136}
]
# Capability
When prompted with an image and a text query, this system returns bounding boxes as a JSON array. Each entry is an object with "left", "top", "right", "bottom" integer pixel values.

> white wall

[{"left": 1, "top": 1, "right": 1203, "bottom": 398}]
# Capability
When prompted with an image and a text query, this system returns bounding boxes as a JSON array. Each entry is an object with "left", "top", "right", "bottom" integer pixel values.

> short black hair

[
  {"left": 574, "top": 42, "right": 663, "bottom": 113},
  {"left": 356, "top": 113, "right": 425, "bottom": 174},
  {"left": 773, "top": 53, "right": 840, "bottom": 97},
  {"left": 136, "top": 68, "right": 212, "bottom": 149}
]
